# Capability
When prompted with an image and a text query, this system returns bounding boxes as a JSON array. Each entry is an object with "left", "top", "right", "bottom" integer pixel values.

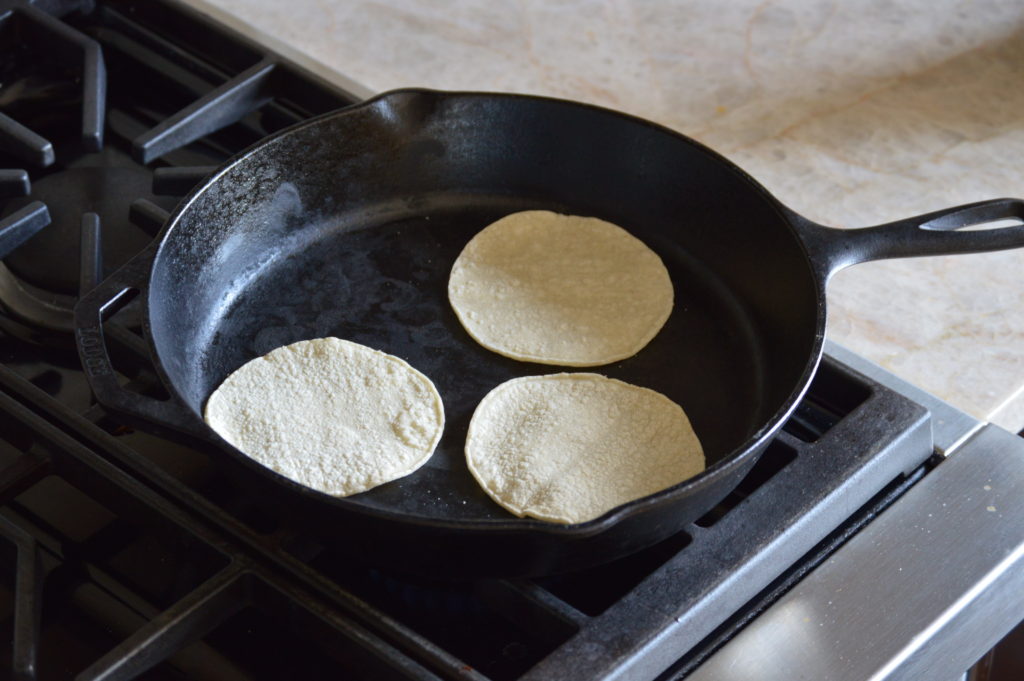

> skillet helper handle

[
  {"left": 74, "top": 244, "right": 209, "bottom": 440},
  {"left": 807, "top": 197, "right": 1024, "bottom": 278}
]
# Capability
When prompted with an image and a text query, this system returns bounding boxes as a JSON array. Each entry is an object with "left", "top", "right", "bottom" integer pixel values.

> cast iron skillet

[{"left": 75, "top": 90, "right": 1024, "bottom": 577}]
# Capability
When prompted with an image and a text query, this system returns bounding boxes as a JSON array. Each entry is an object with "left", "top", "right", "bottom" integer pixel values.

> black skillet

[{"left": 75, "top": 90, "right": 1024, "bottom": 577}]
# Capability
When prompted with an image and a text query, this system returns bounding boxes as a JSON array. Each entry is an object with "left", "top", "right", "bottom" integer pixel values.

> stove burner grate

[
  {"left": 0, "top": 0, "right": 355, "bottom": 343},
  {"left": 0, "top": 343, "right": 936, "bottom": 679}
]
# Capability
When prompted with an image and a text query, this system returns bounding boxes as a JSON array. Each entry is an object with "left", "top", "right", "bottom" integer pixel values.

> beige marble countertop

[{"left": 193, "top": 0, "right": 1024, "bottom": 431}]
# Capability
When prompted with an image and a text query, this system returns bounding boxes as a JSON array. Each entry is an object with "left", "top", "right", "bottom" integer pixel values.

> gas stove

[{"left": 1, "top": 2, "right": 1022, "bottom": 679}]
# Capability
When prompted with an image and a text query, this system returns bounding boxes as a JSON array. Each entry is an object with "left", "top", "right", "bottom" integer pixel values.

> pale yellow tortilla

[
  {"left": 465, "top": 373, "right": 704, "bottom": 524},
  {"left": 204, "top": 337, "right": 444, "bottom": 497},
  {"left": 448, "top": 210, "right": 674, "bottom": 366}
]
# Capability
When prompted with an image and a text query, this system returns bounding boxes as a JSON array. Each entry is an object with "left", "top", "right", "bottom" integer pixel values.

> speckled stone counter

[{"left": 189, "top": 0, "right": 1024, "bottom": 431}]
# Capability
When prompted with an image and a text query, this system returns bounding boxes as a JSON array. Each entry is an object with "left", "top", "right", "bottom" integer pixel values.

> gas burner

[
  {"left": 0, "top": 0, "right": 359, "bottom": 342},
  {"left": 0, "top": 161, "right": 221, "bottom": 343},
  {"left": 3, "top": 162, "right": 167, "bottom": 294},
  {"left": 0, "top": 170, "right": 163, "bottom": 343},
  {"left": 0, "top": 1, "right": 109, "bottom": 339}
]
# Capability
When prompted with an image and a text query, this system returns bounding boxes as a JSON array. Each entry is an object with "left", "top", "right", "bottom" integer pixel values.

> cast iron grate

[
  {"left": 0, "top": 340, "right": 936, "bottom": 680},
  {"left": 0, "top": 0, "right": 358, "bottom": 345}
]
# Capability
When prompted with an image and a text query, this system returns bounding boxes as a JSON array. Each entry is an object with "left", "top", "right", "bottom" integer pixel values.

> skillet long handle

[
  {"left": 801, "top": 197, "right": 1024, "bottom": 279},
  {"left": 73, "top": 244, "right": 209, "bottom": 441}
]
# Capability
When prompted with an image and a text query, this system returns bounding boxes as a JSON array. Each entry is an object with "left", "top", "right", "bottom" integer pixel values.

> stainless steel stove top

[{"left": 687, "top": 342, "right": 1024, "bottom": 681}]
